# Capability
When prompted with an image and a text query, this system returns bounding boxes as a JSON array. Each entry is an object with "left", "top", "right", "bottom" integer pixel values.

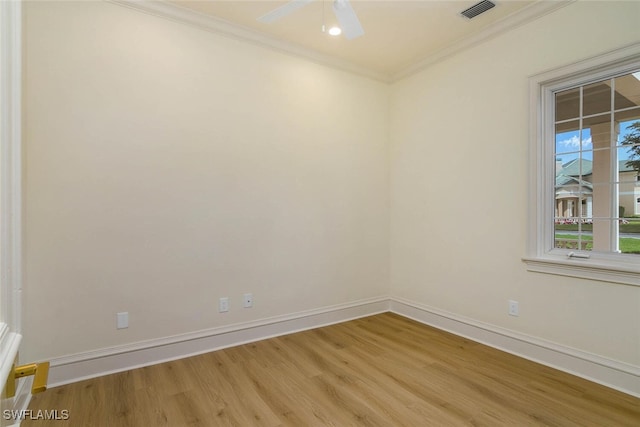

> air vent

[{"left": 461, "top": 0, "right": 496, "bottom": 19}]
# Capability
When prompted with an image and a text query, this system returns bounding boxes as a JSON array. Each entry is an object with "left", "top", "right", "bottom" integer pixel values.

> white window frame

[{"left": 524, "top": 43, "right": 640, "bottom": 287}]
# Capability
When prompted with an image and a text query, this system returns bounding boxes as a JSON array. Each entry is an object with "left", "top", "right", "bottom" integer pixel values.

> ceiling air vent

[{"left": 461, "top": 0, "right": 496, "bottom": 19}]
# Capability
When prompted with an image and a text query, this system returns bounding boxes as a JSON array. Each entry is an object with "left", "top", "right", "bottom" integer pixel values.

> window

[{"left": 525, "top": 44, "right": 640, "bottom": 286}]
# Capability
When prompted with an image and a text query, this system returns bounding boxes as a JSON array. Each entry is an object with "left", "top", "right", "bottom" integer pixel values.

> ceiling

[{"left": 155, "top": 1, "right": 569, "bottom": 81}]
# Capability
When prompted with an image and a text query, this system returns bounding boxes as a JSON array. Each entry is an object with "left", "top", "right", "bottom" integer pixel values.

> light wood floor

[{"left": 24, "top": 313, "right": 639, "bottom": 426}]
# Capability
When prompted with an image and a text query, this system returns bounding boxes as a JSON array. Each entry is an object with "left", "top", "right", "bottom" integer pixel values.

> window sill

[{"left": 522, "top": 256, "right": 640, "bottom": 287}]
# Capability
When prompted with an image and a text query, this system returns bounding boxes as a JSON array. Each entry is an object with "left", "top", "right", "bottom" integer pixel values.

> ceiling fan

[{"left": 258, "top": 0, "right": 365, "bottom": 40}]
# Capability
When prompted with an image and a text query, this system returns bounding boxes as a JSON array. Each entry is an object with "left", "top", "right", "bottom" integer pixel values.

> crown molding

[
  {"left": 389, "top": 0, "right": 577, "bottom": 82},
  {"left": 108, "top": 1, "right": 575, "bottom": 84},
  {"left": 107, "top": 0, "right": 389, "bottom": 83},
  {"left": 108, "top": 1, "right": 574, "bottom": 84},
  {"left": 391, "top": 0, "right": 575, "bottom": 82}
]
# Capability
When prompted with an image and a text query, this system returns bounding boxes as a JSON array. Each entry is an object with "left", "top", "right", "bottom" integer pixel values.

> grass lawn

[
  {"left": 555, "top": 221, "right": 640, "bottom": 233},
  {"left": 555, "top": 233, "right": 640, "bottom": 254}
]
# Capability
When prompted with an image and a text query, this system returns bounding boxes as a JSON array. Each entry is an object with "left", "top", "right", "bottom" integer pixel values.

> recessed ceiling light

[{"left": 328, "top": 26, "right": 342, "bottom": 36}]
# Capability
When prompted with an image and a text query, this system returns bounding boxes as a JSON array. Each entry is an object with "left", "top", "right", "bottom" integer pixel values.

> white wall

[
  {"left": 23, "top": 1, "right": 389, "bottom": 361},
  {"left": 390, "top": 0, "right": 640, "bottom": 367},
  {"left": 23, "top": 0, "right": 640, "bottom": 381}
]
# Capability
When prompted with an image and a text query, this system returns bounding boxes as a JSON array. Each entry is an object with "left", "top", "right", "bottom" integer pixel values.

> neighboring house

[{"left": 556, "top": 158, "right": 640, "bottom": 219}]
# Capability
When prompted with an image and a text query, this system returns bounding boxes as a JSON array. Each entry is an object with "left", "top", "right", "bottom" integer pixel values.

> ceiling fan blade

[
  {"left": 332, "top": 0, "right": 364, "bottom": 40},
  {"left": 258, "top": 0, "right": 315, "bottom": 24}
]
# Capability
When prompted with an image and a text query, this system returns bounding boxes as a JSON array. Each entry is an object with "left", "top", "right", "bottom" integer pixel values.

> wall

[
  {"left": 23, "top": 1, "right": 389, "bottom": 362},
  {"left": 620, "top": 170, "right": 638, "bottom": 216},
  {"left": 23, "top": 0, "right": 640, "bottom": 390},
  {"left": 390, "top": 0, "right": 640, "bottom": 368}
]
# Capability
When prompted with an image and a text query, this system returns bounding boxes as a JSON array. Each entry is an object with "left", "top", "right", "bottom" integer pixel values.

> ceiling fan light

[
  {"left": 333, "top": 0, "right": 346, "bottom": 11},
  {"left": 328, "top": 26, "right": 342, "bottom": 36}
]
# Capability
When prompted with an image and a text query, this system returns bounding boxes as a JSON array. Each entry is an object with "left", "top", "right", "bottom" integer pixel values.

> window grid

[
  {"left": 554, "top": 72, "right": 639, "bottom": 255},
  {"left": 525, "top": 43, "right": 640, "bottom": 286}
]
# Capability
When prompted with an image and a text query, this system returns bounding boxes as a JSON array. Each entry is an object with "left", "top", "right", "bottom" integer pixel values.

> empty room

[{"left": 1, "top": 0, "right": 639, "bottom": 425}]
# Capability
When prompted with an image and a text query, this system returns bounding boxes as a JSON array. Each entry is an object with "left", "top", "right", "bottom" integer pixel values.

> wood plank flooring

[{"left": 24, "top": 313, "right": 640, "bottom": 426}]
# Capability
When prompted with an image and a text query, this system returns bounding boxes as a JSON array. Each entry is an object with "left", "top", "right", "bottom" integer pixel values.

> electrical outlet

[
  {"left": 116, "top": 312, "right": 129, "bottom": 329},
  {"left": 243, "top": 293, "right": 253, "bottom": 308},
  {"left": 508, "top": 300, "right": 519, "bottom": 317},
  {"left": 219, "top": 297, "right": 229, "bottom": 313}
]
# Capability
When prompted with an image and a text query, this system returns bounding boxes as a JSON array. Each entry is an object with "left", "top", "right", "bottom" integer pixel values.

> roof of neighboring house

[
  {"left": 556, "top": 158, "right": 638, "bottom": 178},
  {"left": 621, "top": 160, "right": 639, "bottom": 172},
  {"left": 555, "top": 174, "right": 593, "bottom": 193},
  {"left": 556, "top": 174, "right": 592, "bottom": 188},
  {"left": 558, "top": 158, "right": 591, "bottom": 177}
]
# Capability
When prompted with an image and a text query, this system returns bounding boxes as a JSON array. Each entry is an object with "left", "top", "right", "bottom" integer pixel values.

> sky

[{"left": 555, "top": 119, "right": 639, "bottom": 164}]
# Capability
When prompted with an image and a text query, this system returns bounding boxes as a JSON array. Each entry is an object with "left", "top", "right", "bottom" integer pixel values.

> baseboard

[
  {"left": 46, "top": 295, "right": 639, "bottom": 399},
  {"left": 47, "top": 296, "right": 390, "bottom": 387},
  {"left": 390, "top": 297, "right": 640, "bottom": 398}
]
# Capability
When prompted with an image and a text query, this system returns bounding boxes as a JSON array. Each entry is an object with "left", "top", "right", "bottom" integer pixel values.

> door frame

[{"left": 0, "top": 0, "right": 26, "bottom": 418}]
